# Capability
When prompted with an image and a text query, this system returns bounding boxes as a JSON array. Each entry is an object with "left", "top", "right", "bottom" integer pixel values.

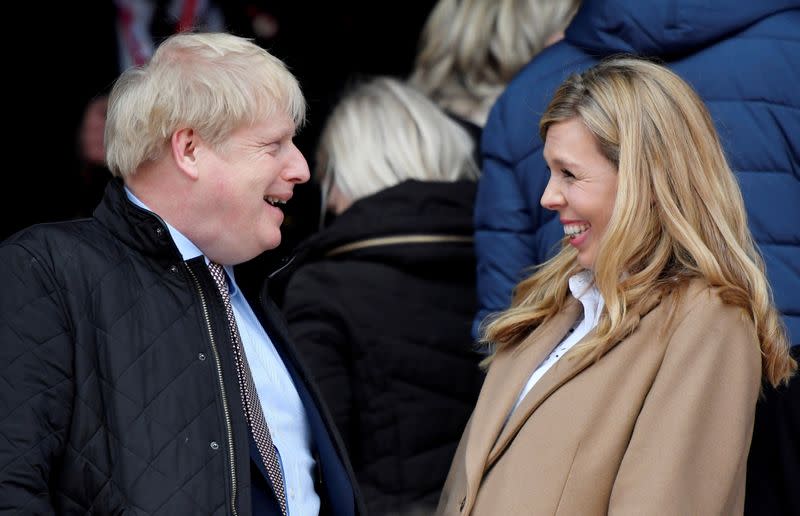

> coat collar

[
  {"left": 93, "top": 178, "right": 182, "bottom": 261},
  {"left": 462, "top": 289, "right": 664, "bottom": 513},
  {"left": 463, "top": 299, "right": 583, "bottom": 512}
]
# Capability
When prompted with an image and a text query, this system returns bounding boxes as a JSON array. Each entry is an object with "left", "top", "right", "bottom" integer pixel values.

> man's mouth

[{"left": 264, "top": 196, "right": 287, "bottom": 208}]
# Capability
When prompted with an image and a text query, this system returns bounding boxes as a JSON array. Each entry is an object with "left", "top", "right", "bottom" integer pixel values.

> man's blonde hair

[{"left": 105, "top": 32, "right": 305, "bottom": 178}]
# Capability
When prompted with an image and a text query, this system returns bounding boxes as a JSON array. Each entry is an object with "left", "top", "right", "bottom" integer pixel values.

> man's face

[{"left": 196, "top": 112, "right": 310, "bottom": 264}]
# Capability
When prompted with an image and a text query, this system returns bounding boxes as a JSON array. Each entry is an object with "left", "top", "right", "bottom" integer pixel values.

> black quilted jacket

[
  {"left": 280, "top": 180, "right": 486, "bottom": 515},
  {"left": 0, "top": 180, "right": 357, "bottom": 515}
]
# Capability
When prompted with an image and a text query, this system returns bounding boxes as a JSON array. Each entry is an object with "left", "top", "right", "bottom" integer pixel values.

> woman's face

[{"left": 541, "top": 118, "right": 618, "bottom": 270}]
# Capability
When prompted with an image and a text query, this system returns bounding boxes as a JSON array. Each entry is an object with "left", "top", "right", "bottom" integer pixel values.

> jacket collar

[
  {"left": 93, "top": 178, "right": 183, "bottom": 261},
  {"left": 297, "top": 179, "right": 476, "bottom": 259}
]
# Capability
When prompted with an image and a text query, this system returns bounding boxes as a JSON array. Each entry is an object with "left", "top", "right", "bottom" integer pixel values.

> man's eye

[{"left": 562, "top": 168, "right": 575, "bottom": 179}]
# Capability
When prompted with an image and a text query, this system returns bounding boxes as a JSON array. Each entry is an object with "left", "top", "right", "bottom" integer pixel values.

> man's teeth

[
  {"left": 564, "top": 223, "right": 590, "bottom": 238},
  {"left": 264, "top": 196, "right": 287, "bottom": 207}
]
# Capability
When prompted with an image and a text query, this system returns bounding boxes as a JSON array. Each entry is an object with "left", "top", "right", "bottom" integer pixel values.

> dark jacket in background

[
  {"left": 0, "top": 180, "right": 362, "bottom": 515},
  {"left": 281, "top": 180, "right": 485, "bottom": 515}
]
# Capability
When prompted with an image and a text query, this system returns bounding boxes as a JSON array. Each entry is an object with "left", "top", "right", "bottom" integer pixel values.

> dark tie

[{"left": 207, "top": 262, "right": 288, "bottom": 516}]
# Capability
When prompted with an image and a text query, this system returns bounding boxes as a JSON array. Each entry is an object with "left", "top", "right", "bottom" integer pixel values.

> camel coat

[{"left": 437, "top": 282, "right": 762, "bottom": 515}]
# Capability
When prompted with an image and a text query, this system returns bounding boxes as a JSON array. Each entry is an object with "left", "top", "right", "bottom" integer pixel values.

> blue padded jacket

[{"left": 474, "top": 0, "right": 800, "bottom": 345}]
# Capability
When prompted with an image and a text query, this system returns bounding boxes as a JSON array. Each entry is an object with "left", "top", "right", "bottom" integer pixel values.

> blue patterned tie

[{"left": 208, "top": 262, "right": 288, "bottom": 516}]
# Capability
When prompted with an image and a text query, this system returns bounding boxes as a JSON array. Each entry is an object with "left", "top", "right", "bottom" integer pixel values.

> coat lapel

[
  {"left": 485, "top": 290, "right": 667, "bottom": 468},
  {"left": 463, "top": 300, "right": 582, "bottom": 508},
  {"left": 487, "top": 328, "right": 596, "bottom": 467}
]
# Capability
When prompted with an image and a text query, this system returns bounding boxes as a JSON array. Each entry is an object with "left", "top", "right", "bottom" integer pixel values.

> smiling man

[{"left": 0, "top": 33, "right": 362, "bottom": 516}]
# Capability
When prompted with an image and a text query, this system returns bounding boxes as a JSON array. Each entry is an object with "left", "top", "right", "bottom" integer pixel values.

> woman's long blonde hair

[{"left": 482, "top": 56, "right": 796, "bottom": 387}]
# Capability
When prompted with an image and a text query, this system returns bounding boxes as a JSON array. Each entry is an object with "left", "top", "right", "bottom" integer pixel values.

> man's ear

[{"left": 171, "top": 128, "right": 201, "bottom": 180}]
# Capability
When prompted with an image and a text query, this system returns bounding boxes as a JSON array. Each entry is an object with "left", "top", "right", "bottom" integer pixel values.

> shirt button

[
  {"left": 198, "top": 352, "right": 206, "bottom": 361},
  {"left": 210, "top": 441, "right": 219, "bottom": 450}
]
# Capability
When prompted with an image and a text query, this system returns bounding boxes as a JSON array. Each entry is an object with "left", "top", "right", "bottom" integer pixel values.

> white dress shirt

[{"left": 510, "top": 270, "right": 605, "bottom": 416}]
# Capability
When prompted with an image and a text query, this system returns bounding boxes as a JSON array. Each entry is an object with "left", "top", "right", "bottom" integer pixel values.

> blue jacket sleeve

[
  {"left": 472, "top": 45, "right": 599, "bottom": 341},
  {"left": 473, "top": 91, "right": 563, "bottom": 340}
]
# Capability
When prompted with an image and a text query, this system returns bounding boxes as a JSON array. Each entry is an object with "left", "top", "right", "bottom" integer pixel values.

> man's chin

[{"left": 259, "top": 229, "right": 282, "bottom": 253}]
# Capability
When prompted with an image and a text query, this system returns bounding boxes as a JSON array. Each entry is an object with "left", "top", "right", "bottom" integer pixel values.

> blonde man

[{"left": 0, "top": 33, "right": 363, "bottom": 516}]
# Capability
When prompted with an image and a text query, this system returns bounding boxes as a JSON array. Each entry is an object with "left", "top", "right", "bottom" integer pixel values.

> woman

[
  {"left": 436, "top": 57, "right": 796, "bottom": 515},
  {"left": 281, "top": 77, "right": 484, "bottom": 515}
]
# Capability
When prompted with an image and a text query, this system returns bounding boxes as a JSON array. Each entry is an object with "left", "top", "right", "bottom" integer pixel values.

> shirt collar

[
  {"left": 568, "top": 270, "right": 605, "bottom": 327},
  {"left": 124, "top": 186, "right": 240, "bottom": 295}
]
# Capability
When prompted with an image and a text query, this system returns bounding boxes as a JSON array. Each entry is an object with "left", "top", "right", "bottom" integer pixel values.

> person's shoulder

[
  {"left": 669, "top": 279, "right": 755, "bottom": 334},
  {"left": 659, "top": 279, "right": 762, "bottom": 381},
  {"left": 485, "top": 42, "right": 597, "bottom": 155},
  {"left": 1, "top": 218, "right": 105, "bottom": 270},
  {"left": 4, "top": 217, "right": 95, "bottom": 246},
  {"left": 285, "top": 259, "right": 346, "bottom": 293},
  {"left": 495, "top": 43, "right": 595, "bottom": 110}
]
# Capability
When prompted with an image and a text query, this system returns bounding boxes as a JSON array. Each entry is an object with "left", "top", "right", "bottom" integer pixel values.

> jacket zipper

[{"left": 186, "top": 265, "right": 239, "bottom": 516}]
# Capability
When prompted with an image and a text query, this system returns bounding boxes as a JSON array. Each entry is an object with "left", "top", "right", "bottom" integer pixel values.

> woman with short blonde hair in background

[
  {"left": 282, "top": 77, "right": 484, "bottom": 515},
  {"left": 436, "top": 56, "right": 796, "bottom": 515}
]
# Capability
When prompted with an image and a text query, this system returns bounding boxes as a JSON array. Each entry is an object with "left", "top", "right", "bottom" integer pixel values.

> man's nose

[{"left": 284, "top": 143, "right": 310, "bottom": 184}]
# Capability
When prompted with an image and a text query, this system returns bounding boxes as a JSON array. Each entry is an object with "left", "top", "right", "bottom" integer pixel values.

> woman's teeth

[{"left": 564, "top": 223, "right": 589, "bottom": 239}]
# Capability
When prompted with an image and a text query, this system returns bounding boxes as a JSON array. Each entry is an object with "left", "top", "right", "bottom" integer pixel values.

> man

[{"left": 0, "top": 32, "right": 363, "bottom": 515}]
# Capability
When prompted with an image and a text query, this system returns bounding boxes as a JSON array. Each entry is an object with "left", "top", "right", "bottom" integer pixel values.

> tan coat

[{"left": 437, "top": 282, "right": 762, "bottom": 515}]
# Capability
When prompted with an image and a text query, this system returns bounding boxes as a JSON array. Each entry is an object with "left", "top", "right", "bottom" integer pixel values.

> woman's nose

[{"left": 540, "top": 177, "right": 564, "bottom": 211}]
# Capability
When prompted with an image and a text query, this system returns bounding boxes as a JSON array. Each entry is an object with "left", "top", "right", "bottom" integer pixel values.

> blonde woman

[{"left": 437, "top": 57, "right": 796, "bottom": 515}]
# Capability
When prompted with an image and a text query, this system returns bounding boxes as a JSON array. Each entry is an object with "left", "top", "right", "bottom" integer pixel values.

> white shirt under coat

[{"left": 510, "top": 270, "right": 605, "bottom": 416}]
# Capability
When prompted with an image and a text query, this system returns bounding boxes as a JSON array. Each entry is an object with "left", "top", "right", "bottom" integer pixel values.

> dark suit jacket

[{"left": 246, "top": 286, "right": 365, "bottom": 516}]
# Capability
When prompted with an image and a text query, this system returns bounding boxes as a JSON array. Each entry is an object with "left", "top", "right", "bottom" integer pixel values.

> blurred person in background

[
  {"left": 409, "top": 0, "right": 580, "bottom": 160},
  {"left": 281, "top": 77, "right": 483, "bottom": 515}
]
